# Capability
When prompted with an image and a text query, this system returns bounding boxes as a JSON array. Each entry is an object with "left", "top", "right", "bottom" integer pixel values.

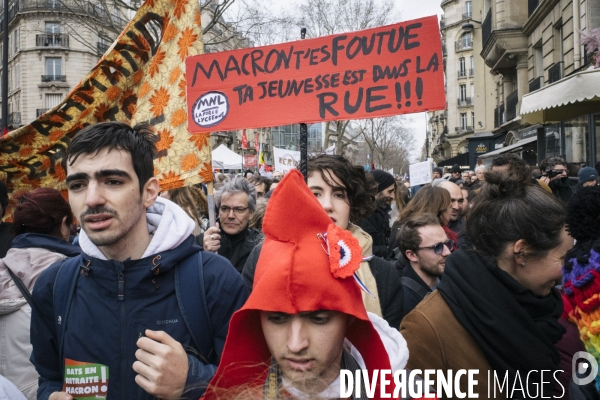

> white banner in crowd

[
  {"left": 274, "top": 147, "right": 301, "bottom": 173},
  {"left": 409, "top": 159, "right": 433, "bottom": 186}
]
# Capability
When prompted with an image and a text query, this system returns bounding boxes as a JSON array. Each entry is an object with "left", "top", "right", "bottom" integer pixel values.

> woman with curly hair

[{"left": 241, "top": 154, "right": 404, "bottom": 329}]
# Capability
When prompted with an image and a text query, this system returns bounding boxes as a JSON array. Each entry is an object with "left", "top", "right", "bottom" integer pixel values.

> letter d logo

[{"left": 572, "top": 351, "right": 598, "bottom": 386}]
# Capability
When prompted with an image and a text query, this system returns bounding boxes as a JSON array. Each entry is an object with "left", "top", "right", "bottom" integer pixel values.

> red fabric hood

[{"left": 204, "top": 170, "right": 392, "bottom": 399}]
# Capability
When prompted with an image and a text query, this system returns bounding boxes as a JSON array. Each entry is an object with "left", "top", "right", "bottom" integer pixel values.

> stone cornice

[{"left": 523, "top": 0, "right": 561, "bottom": 36}]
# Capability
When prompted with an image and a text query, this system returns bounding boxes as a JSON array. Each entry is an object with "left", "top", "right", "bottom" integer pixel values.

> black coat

[
  {"left": 0, "top": 222, "right": 13, "bottom": 258},
  {"left": 357, "top": 206, "right": 391, "bottom": 258},
  {"left": 241, "top": 243, "right": 404, "bottom": 329},
  {"left": 400, "top": 263, "right": 434, "bottom": 321},
  {"left": 197, "top": 228, "right": 263, "bottom": 273}
]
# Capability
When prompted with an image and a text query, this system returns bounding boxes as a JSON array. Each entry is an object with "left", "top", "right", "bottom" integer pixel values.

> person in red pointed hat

[{"left": 204, "top": 169, "right": 410, "bottom": 400}]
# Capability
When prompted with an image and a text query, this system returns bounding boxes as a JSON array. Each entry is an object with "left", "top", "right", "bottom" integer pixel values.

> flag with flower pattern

[{"left": 0, "top": 0, "right": 211, "bottom": 215}]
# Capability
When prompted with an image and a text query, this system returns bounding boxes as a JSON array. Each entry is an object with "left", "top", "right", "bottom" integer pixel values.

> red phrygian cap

[{"left": 204, "top": 169, "right": 393, "bottom": 399}]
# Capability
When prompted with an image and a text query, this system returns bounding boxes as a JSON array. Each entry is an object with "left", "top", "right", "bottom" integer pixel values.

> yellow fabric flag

[{"left": 0, "top": 0, "right": 211, "bottom": 214}]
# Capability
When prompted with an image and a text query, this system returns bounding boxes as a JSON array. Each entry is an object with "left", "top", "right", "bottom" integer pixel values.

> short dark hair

[
  {"left": 13, "top": 188, "right": 73, "bottom": 237},
  {"left": 66, "top": 122, "right": 158, "bottom": 193},
  {"left": 307, "top": 154, "right": 377, "bottom": 223},
  {"left": 253, "top": 176, "right": 272, "bottom": 192},
  {"left": 467, "top": 172, "right": 566, "bottom": 261},
  {"left": 397, "top": 213, "right": 441, "bottom": 261},
  {"left": 545, "top": 156, "right": 568, "bottom": 171},
  {"left": 491, "top": 153, "right": 531, "bottom": 183}
]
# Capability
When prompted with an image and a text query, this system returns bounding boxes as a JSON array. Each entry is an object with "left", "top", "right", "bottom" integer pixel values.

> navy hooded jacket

[{"left": 30, "top": 233, "right": 248, "bottom": 400}]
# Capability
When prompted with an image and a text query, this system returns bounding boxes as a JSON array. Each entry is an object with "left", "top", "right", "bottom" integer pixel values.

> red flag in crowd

[{"left": 241, "top": 129, "right": 248, "bottom": 149}]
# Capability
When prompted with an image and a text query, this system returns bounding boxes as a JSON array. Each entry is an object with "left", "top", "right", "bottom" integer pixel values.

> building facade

[
  {"left": 478, "top": 0, "right": 600, "bottom": 169},
  {"left": 0, "top": 0, "right": 130, "bottom": 128},
  {"left": 427, "top": 0, "right": 496, "bottom": 169}
]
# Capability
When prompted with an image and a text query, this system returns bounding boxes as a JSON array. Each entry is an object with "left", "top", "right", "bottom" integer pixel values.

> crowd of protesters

[{"left": 1, "top": 121, "right": 600, "bottom": 399}]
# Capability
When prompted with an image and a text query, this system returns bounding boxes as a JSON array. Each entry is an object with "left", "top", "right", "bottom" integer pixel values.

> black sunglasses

[{"left": 417, "top": 240, "right": 454, "bottom": 255}]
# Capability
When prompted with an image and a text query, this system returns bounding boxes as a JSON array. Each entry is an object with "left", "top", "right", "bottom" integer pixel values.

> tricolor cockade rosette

[{"left": 325, "top": 224, "right": 363, "bottom": 279}]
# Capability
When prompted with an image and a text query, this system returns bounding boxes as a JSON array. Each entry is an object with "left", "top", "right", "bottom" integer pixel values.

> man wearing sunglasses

[{"left": 396, "top": 213, "right": 452, "bottom": 320}]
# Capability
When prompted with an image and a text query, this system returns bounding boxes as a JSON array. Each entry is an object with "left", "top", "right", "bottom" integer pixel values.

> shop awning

[
  {"left": 437, "top": 152, "right": 470, "bottom": 168},
  {"left": 520, "top": 68, "right": 600, "bottom": 125},
  {"left": 478, "top": 136, "right": 537, "bottom": 159}
]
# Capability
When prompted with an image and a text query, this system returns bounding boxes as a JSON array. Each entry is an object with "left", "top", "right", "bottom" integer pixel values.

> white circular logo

[{"left": 192, "top": 91, "right": 229, "bottom": 128}]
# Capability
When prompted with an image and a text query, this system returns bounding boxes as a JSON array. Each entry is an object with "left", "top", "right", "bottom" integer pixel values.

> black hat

[
  {"left": 369, "top": 170, "right": 395, "bottom": 193},
  {"left": 451, "top": 164, "right": 461, "bottom": 173},
  {"left": 432, "top": 167, "right": 443, "bottom": 175}
]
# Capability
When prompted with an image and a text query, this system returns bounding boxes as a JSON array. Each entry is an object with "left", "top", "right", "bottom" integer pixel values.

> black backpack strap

[
  {"left": 401, "top": 277, "right": 430, "bottom": 300},
  {"left": 53, "top": 257, "right": 81, "bottom": 371},
  {"left": 7, "top": 268, "right": 35, "bottom": 306},
  {"left": 175, "top": 250, "right": 216, "bottom": 365}
]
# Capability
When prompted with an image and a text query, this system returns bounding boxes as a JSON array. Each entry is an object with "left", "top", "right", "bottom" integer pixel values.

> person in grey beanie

[{"left": 357, "top": 170, "right": 395, "bottom": 258}]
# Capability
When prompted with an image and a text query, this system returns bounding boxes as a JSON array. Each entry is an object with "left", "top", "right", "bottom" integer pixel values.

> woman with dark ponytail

[
  {"left": 0, "top": 188, "right": 80, "bottom": 399},
  {"left": 401, "top": 172, "right": 573, "bottom": 399}
]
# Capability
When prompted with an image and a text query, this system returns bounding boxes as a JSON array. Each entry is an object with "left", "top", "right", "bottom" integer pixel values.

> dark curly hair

[
  {"left": 468, "top": 172, "right": 565, "bottom": 260},
  {"left": 565, "top": 185, "right": 600, "bottom": 244},
  {"left": 307, "top": 154, "right": 377, "bottom": 223}
]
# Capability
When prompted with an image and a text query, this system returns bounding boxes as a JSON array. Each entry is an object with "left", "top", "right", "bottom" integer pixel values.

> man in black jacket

[
  {"left": 0, "top": 181, "right": 13, "bottom": 258},
  {"left": 358, "top": 169, "right": 396, "bottom": 258},
  {"left": 200, "top": 176, "right": 263, "bottom": 273},
  {"left": 396, "top": 213, "right": 451, "bottom": 320}
]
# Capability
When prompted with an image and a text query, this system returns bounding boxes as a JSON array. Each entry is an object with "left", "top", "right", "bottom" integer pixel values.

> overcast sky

[{"left": 225, "top": 0, "right": 444, "bottom": 161}]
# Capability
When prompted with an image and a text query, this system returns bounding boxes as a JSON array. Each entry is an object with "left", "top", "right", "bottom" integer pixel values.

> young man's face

[
  {"left": 66, "top": 148, "right": 157, "bottom": 252},
  {"left": 308, "top": 170, "right": 351, "bottom": 230},
  {"left": 260, "top": 310, "right": 349, "bottom": 395},
  {"left": 406, "top": 224, "right": 451, "bottom": 280},
  {"left": 254, "top": 182, "right": 267, "bottom": 198}
]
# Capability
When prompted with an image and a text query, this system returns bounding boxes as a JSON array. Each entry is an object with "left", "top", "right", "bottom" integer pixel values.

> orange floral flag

[{"left": 0, "top": 0, "right": 211, "bottom": 210}]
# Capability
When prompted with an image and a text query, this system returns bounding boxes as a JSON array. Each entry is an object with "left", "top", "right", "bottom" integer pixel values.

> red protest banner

[
  {"left": 244, "top": 155, "right": 257, "bottom": 168},
  {"left": 186, "top": 16, "right": 445, "bottom": 133}
]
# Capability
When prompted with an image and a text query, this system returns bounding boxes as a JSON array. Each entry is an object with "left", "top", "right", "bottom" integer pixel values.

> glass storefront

[
  {"left": 544, "top": 124, "right": 561, "bottom": 158},
  {"left": 564, "top": 115, "right": 589, "bottom": 164}
]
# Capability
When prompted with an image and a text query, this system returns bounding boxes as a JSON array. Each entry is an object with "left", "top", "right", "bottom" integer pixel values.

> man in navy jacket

[{"left": 30, "top": 122, "right": 248, "bottom": 400}]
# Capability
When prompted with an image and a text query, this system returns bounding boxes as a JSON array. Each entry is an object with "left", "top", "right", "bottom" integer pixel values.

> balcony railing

[
  {"left": 97, "top": 42, "right": 109, "bottom": 54},
  {"left": 0, "top": 0, "right": 129, "bottom": 29},
  {"left": 458, "top": 97, "right": 473, "bottom": 107},
  {"left": 41, "top": 75, "right": 66, "bottom": 82},
  {"left": 455, "top": 40, "right": 473, "bottom": 51},
  {"left": 529, "top": 76, "right": 543, "bottom": 93},
  {"left": 36, "top": 108, "right": 49, "bottom": 117},
  {"left": 506, "top": 90, "right": 518, "bottom": 121},
  {"left": 36, "top": 33, "right": 69, "bottom": 48},
  {"left": 529, "top": 0, "right": 540, "bottom": 16},
  {"left": 469, "top": 68, "right": 474, "bottom": 76},
  {"left": 494, "top": 104, "right": 505, "bottom": 128},
  {"left": 462, "top": 11, "right": 472, "bottom": 19},
  {"left": 548, "top": 62, "right": 564, "bottom": 84},
  {"left": 458, "top": 70, "right": 467, "bottom": 78},
  {"left": 7, "top": 112, "right": 21, "bottom": 126},
  {"left": 482, "top": 10, "right": 492, "bottom": 49}
]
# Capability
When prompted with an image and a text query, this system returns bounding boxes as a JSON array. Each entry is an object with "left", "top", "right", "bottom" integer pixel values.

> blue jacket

[{"left": 30, "top": 235, "right": 248, "bottom": 399}]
